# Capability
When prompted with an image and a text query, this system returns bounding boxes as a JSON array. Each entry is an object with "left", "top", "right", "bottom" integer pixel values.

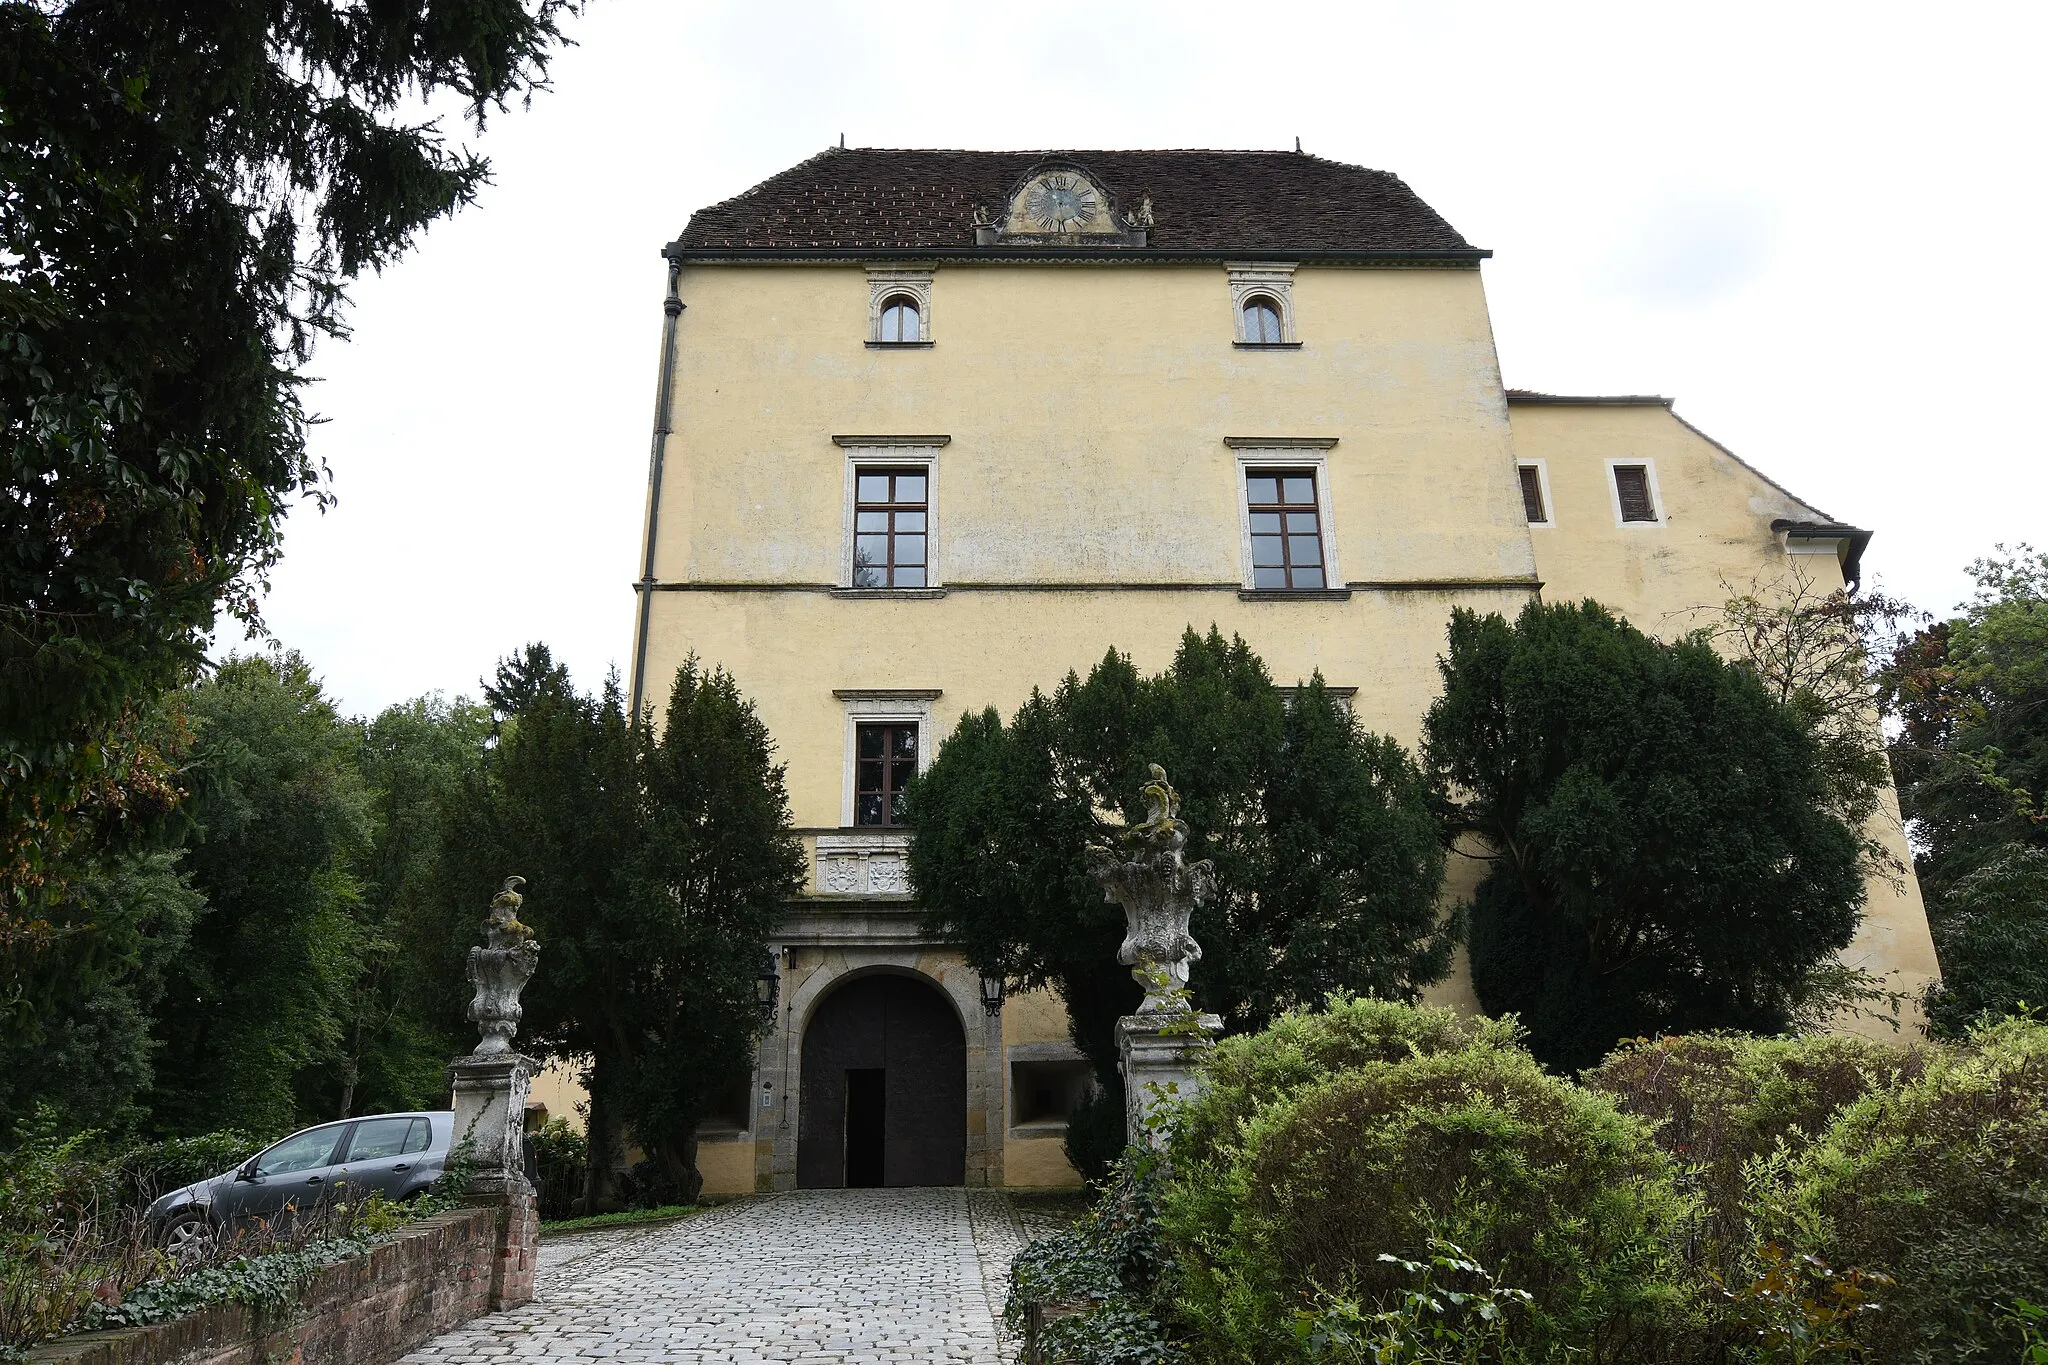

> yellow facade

[{"left": 612, "top": 151, "right": 1937, "bottom": 1195}]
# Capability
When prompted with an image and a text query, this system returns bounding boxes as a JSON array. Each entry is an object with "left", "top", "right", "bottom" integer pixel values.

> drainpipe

[{"left": 630, "top": 258, "right": 685, "bottom": 719}]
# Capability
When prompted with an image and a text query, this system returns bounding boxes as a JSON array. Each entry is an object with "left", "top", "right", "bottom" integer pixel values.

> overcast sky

[{"left": 237, "top": 0, "right": 2048, "bottom": 717}]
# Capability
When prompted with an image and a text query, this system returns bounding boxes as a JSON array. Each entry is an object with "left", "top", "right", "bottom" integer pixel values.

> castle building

[{"left": 621, "top": 148, "right": 1939, "bottom": 1195}]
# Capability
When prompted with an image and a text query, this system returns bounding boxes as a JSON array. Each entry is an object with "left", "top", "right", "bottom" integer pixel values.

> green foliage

[
  {"left": 1713, "top": 1243, "right": 1892, "bottom": 1365},
  {"left": 1161, "top": 1011, "right": 1689, "bottom": 1363},
  {"left": 539, "top": 1205, "right": 700, "bottom": 1234},
  {"left": 1921, "top": 843, "right": 2048, "bottom": 1037},
  {"left": 145, "top": 653, "right": 372, "bottom": 1138},
  {"left": 1007, "top": 1150, "right": 1178, "bottom": 1365},
  {"left": 1583, "top": 1032, "right": 1924, "bottom": 1280},
  {"left": 528, "top": 1117, "right": 588, "bottom": 1222},
  {"left": 1885, "top": 546, "right": 2048, "bottom": 902},
  {"left": 1297, "top": 1239, "right": 1541, "bottom": 1365},
  {"left": 0, "top": 852, "right": 199, "bottom": 1141},
  {"left": 907, "top": 627, "right": 1451, "bottom": 1114},
  {"left": 1424, "top": 600, "right": 1865, "bottom": 1070},
  {"left": 436, "top": 648, "right": 802, "bottom": 1204},
  {"left": 323, "top": 694, "right": 495, "bottom": 1118},
  {"left": 1752, "top": 1015, "right": 2048, "bottom": 1362},
  {"left": 0, "top": 0, "right": 578, "bottom": 926}
]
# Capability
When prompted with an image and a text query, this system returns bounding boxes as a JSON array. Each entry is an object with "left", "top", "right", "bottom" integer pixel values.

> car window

[
  {"left": 342, "top": 1117, "right": 417, "bottom": 1163},
  {"left": 402, "top": 1118, "right": 432, "bottom": 1155},
  {"left": 255, "top": 1124, "right": 344, "bottom": 1176}
]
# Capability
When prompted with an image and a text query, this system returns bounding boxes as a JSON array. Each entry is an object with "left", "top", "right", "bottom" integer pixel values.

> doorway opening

[
  {"left": 844, "top": 1068, "right": 885, "bottom": 1187},
  {"left": 796, "top": 972, "right": 966, "bottom": 1187}
]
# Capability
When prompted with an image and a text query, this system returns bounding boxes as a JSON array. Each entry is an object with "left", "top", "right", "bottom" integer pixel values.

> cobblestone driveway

[{"left": 400, "top": 1188, "right": 1033, "bottom": 1365}]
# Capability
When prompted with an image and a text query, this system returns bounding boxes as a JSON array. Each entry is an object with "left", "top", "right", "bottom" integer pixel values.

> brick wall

[{"left": 30, "top": 1206, "right": 505, "bottom": 1365}]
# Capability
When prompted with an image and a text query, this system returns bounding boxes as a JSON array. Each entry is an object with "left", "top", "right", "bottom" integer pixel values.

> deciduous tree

[{"left": 1, "top": 0, "right": 579, "bottom": 935}]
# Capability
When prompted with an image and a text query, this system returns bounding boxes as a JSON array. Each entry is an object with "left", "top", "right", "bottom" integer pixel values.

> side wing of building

[{"left": 1506, "top": 393, "right": 1941, "bottom": 1034}]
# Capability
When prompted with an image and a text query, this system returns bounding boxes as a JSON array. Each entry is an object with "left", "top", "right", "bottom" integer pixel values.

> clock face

[{"left": 1025, "top": 173, "right": 1099, "bottom": 232}]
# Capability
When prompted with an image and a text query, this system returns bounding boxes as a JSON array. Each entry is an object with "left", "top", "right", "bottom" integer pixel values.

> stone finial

[
  {"left": 1088, "top": 764, "right": 1216, "bottom": 1013},
  {"left": 467, "top": 876, "right": 540, "bottom": 1057}
]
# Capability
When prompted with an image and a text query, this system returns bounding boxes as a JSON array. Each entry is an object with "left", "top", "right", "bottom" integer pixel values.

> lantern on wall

[
  {"left": 979, "top": 973, "right": 1007, "bottom": 1017},
  {"left": 756, "top": 949, "right": 780, "bottom": 1027}
]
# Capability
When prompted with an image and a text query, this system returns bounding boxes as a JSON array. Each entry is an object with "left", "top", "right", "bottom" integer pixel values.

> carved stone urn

[
  {"left": 1088, "top": 764, "right": 1216, "bottom": 1011},
  {"left": 1088, "top": 765, "right": 1224, "bottom": 1146},
  {"left": 467, "top": 876, "right": 541, "bottom": 1057}
]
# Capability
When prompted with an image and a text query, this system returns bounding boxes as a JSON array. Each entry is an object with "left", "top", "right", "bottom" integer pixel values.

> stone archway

[{"left": 796, "top": 972, "right": 966, "bottom": 1188}]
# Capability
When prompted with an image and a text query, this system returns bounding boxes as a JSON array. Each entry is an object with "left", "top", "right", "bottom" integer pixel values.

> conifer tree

[
  {"left": 1424, "top": 601, "right": 1864, "bottom": 1070},
  {"left": 437, "top": 648, "right": 801, "bottom": 1205},
  {"left": 906, "top": 628, "right": 1449, "bottom": 1174}
]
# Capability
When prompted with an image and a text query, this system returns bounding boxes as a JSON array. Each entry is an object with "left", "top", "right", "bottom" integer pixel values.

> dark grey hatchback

[{"left": 146, "top": 1111, "right": 453, "bottom": 1252}]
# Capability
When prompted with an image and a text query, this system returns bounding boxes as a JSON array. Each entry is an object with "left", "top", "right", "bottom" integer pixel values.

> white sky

[{"left": 237, "top": 0, "right": 2048, "bottom": 718}]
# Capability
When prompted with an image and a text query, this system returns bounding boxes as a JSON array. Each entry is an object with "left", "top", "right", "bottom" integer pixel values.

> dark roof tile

[{"left": 672, "top": 148, "right": 1476, "bottom": 255}]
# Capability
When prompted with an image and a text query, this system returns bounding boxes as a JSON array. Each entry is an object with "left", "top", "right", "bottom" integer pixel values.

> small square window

[
  {"left": 1613, "top": 464, "right": 1658, "bottom": 523},
  {"left": 852, "top": 469, "right": 929, "bottom": 588},
  {"left": 855, "top": 722, "right": 917, "bottom": 827},
  {"left": 1245, "top": 469, "right": 1326, "bottom": 590},
  {"left": 1011, "top": 1060, "right": 1094, "bottom": 1126}
]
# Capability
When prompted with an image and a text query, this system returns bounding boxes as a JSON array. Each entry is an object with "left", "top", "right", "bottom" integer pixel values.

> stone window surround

[
  {"left": 1605, "top": 457, "right": 1667, "bottom": 528},
  {"left": 829, "top": 688, "right": 940, "bottom": 870},
  {"left": 867, "top": 266, "right": 933, "bottom": 346},
  {"left": 1227, "top": 262, "right": 1300, "bottom": 347},
  {"left": 836, "top": 437, "right": 945, "bottom": 589},
  {"left": 1518, "top": 459, "right": 1555, "bottom": 528},
  {"left": 1230, "top": 440, "right": 1344, "bottom": 591}
]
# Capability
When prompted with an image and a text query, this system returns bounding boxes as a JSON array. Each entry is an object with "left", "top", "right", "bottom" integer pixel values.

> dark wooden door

[{"left": 797, "top": 974, "right": 965, "bottom": 1188}]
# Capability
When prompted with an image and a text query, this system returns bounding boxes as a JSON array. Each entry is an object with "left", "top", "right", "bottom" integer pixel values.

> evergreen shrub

[
  {"left": 1161, "top": 1009, "right": 1689, "bottom": 1363},
  {"left": 1583, "top": 1032, "right": 1924, "bottom": 1275},
  {"left": 1754, "top": 1015, "right": 2048, "bottom": 1363}
]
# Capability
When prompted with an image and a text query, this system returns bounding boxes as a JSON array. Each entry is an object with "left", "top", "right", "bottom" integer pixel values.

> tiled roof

[{"left": 670, "top": 148, "right": 1479, "bottom": 255}]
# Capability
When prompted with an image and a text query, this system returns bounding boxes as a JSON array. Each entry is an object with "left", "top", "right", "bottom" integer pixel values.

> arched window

[
  {"left": 878, "top": 294, "right": 921, "bottom": 343},
  {"left": 1242, "top": 296, "right": 1284, "bottom": 344}
]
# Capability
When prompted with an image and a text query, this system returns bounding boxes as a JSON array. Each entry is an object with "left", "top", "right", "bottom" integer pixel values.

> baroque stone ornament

[
  {"left": 1089, "top": 765, "right": 1216, "bottom": 1012},
  {"left": 467, "top": 876, "right": 541, "bottom": 1057}
]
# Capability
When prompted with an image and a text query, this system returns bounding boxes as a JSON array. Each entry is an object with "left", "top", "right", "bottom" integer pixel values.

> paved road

[{"left": 400, "top": 1188, "right": 1032, "bottom": 1365}]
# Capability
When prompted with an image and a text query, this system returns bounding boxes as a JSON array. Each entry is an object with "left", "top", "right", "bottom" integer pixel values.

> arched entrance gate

[{"left": 796, "top": 973, "right": 966, "bottom": 1188}]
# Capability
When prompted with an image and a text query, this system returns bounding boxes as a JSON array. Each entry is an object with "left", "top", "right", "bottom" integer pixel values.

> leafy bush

[
  {"left": 1007, "top": 1151, "right": 1177, "bottom": 1365},
  {"left": 1296, "top": 1239, "right": 1537, "bottom": 1365},
  {"left": 1162, "top": 1026, "right": 1690, "bottom": 1363},
  {"left": 1171, "top": 995, "right": 1523, "bottom": 1162},
  {"left": 1753, "top": 1015, "right": 2048, "bottom": 1363},
  {"left": 527, "top": 1118, "right": 586, "bottom": 1221},
  {"left": 1583, "top": 1032, "right": 1924, "bottom": 1275}
]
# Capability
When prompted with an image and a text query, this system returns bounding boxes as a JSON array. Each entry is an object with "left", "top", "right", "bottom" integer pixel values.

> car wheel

[{"left": 162, "top": 1210, "right": 215, "bottom": 1259}]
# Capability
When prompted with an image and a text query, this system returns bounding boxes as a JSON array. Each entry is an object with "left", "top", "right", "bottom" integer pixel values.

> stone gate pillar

[{"left": 451, "top": 877, "right": 543, "bottom": 1310}]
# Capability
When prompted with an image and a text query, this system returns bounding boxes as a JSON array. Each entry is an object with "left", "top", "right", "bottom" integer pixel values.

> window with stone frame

[
  {"left": 1241, "top": 295, "right": 1285, "bottom": 344},
  {"left": 877, "top": 294, "right": 921, "bottom": 344},
  {"left": 852, "top": 469, "right": 928, "bottom": 587},
  {"left": 1245, "top": 470, "right": 1327, "bottom": 590},
  {"left": 1613, "top": 463, "right": 1659, "bottom": 523},
  {"left": 855, "top": 722, "right": 918, "bottom": 826}
]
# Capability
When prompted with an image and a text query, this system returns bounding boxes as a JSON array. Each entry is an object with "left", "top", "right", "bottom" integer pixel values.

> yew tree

[
  {"left": 1424, "top": 600, "right": 1865, "bottom": 1070},
  {"left": 905, "top": 628, "right": 1450, "bottom": 1169},
  {"left": 435, "top": 648, "right": 802, "bottom": 1205}
]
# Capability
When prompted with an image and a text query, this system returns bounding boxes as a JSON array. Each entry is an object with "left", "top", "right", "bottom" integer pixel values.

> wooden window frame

[
  {"left": 853, "top": 721, "right": 919, "bottom": 828},
  {"left": 837, "top": 441, "right": 943, "bottom": 589},
  {"left": 851, "top": 467, "right": 930, "bottom": 589},
  {"left": 1233, "top": 447, "right": 1342, "bottom": 591},
  {"left": 1605, "top": 458, "right": 1665, "bottom": 527},
  {"left": 1518, "top": 460, "right": 1553, "bottom": 527},
  {"left": 1243, "top": 468, "right": 1329, "bottom": 591}
]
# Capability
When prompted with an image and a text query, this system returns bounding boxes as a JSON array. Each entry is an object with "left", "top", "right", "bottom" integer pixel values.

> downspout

[{"left": 630, "top": 258, "right": 685, "bottom": 719}]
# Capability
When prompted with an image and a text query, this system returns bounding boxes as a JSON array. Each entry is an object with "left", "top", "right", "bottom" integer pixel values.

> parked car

[{"left": 146, "top": 1111, "right": 453, "bottom": 1253}]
